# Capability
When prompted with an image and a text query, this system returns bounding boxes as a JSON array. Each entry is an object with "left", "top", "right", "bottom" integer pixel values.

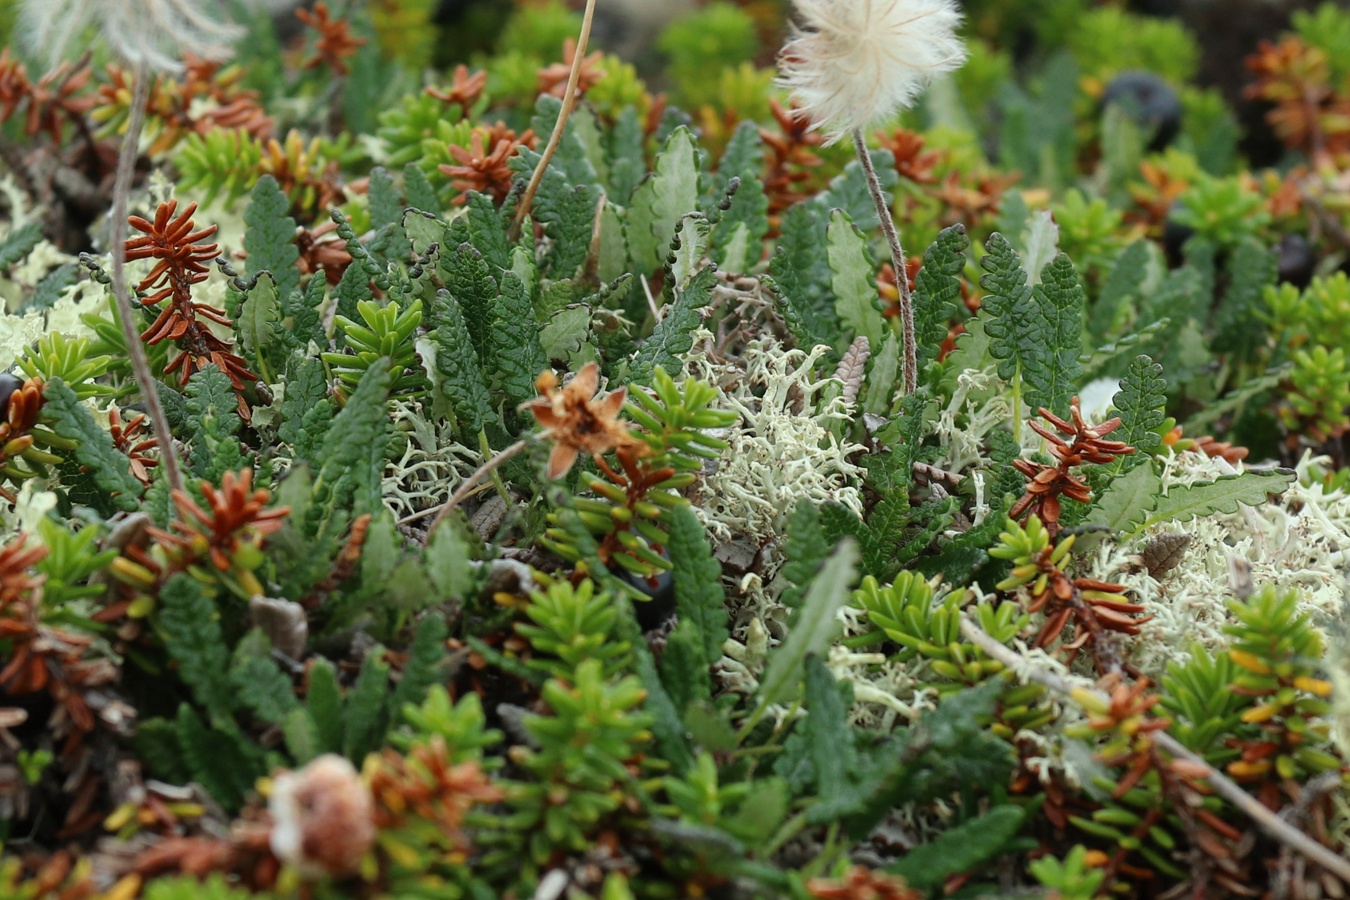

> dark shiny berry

[
  {"left": 0, "top": 372, "right": 23, "bottom": 421},
  {"left": 623, "top": 566, "right": 676, "bottom": 629},
  {"left": 1162, "top": 203, "right": 1196, "bottom": 267},
  {"left": 1277, "top": 234, "right": 1315, "bottom": 289}
]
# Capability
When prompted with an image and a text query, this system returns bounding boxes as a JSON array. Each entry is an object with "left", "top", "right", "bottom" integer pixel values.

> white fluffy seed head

[
  {"left": 19, "top": 0, "right": 243, "bottom": 73},
  {"left": 777, "top": 0, "right": 967, "bottom": 144},
  {"left": 269, "top": 754, "right": 374, "bottom": 879}
]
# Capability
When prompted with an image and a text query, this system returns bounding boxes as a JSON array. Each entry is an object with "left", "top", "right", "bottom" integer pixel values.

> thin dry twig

[
  {"left": 110, "top": 63, "right": 182, "bottom": 493},
  {"left": 418, "top": 440, "right": 528, "bottom": 541},
  {"left": 510, "top": 0, "right": 597, "bottom": 240},
  {"left": 957, "top": 615, "right": 1350, "bottom": 884}
]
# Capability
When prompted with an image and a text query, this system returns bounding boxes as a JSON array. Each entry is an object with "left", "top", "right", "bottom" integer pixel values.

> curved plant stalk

[
  {"left": 110, "top": 63, "right": 182, "bottom": 494},
  {"left": 853, "top": 127, "right": 916, "bottom": 396},
  {"left": 958, "top": 615, "right": 1350, "bottom": 884},
  {"left": 509, "top": 0, "right": 598, "bottom": 240},
  {"left": 418, "top": 439, "right": 528, "bottom": 541}
]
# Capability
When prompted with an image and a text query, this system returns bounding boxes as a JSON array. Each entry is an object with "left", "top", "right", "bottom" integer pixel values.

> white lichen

[
  {"left": 931, "top": 365, "right": 1010, "bottom": 472},
  {"left": 1086, "top": 450, "right": 1350, "bottom": 680},
  {"left": 380, "top": 400, "right": 481, "bottom": 524},
  {"left": 682, "top": 332, "right": 866, "bottom": 544}
]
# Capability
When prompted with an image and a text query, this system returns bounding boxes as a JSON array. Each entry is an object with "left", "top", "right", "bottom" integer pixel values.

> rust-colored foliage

[
  {"left": 110, "top": 470, "right": 289, "bottom": 608},
  {"left": 439, "top": 126, "right": 535, "bottom": 205},
  {"left": 1128, "top": 158, "right": 1191, "bottom": 232},
  {"left": 874, "top": 127, "right": 942, "bottom": 185},
  {"left": 0, "top": 376, "right": 57, "bottom": 503},
  {"left": 591, "top": 444, "right": 677, "bottom": 581},
  {"left": 760, "top": 97, "right": 825, "bottom": 230},
  {"left": 258, "top": 129, "right": 348, "bottom": 218},
  {"left": 1161, "top": 423, "right": 1250, "bottom": 465},
  {"left": 98, "top": 57, "right": 273, "bottom": 157},
  {"left": 147, "top": 469, "right": 290, "bottom": 596},
  {"left": 807, "top": 865, "right": 922, "bottom": 900},
  {"left": 0, "top": 535, "right": 120, "bottom": 765},
  {"left": 1016, "top": 539, "right": 1146, "bottom": 666},
  {"left": 876, "top": 256, "right": 922, "bottom": 320},
  {"left": 296, "top": 2, "right": 367, "bottom": 77},
  {"left": 369, "top": 736, "right": 504, "bottom": 851},
  {"left": 293, "top": 219, "right": 353, "bottom": 284},
  {"left": 125, "top": 199, "right": 258, "bottom": 416},
  {"left": 1245, "top": 36, "right": 1350, "bottom": 164},
  {"left": 427, "top": 64, "right": 488, "bottom": 109},
  {"left": 303, "top": 513, "right": 372, "bottom": 605},
  {"left": 1071, "top": 673, "right": 1255, "bottom": 892},
  {"left": 3, "top": 851, "right": 100, "bottom": 900},
  {"left": 108, "top": 406, "right": 158, "bottom": 485},
  {"left": 931, "top": 169, "right": 1019, "bottom": 230},
  {"left": 537, "top": 38, "right": 605, "bottom": 100},
  {"left": 130, "top": 822, "right": 277, "bottom": 888},
  {"left": 0, "top": 49, "right": 95, "bottom": 143},
  {"left": 1010, "top": 399, "right": 1135, "bottom": 535}
]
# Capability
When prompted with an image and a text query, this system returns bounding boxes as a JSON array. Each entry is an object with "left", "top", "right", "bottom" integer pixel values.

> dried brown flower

[
  {"left": 439, "top": 130, "right": 528, "bottom": 205},
  {"left": 426, "top": 64, "right": 488, "bottom": 109},
  {"left": 522, "top": 363, "right": 649, "bottom": 480},
  {"left": 296, "top": 2, "right": 366, "bottom": 77},
  {"left": 537, "top": 38, "right": 604, "bottom": 100}
]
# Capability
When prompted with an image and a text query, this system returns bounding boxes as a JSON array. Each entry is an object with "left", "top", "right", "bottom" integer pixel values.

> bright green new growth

[{"left": 324, "top": 298, "right": 428, "bottom": 401}]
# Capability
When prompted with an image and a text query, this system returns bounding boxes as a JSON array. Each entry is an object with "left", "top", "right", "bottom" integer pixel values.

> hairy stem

[
  {"left": 510, "top": 0, "right": 597, "bottom": 240},
  {"left": 419, "top": 439, "right": 528, "bottom": 541},
  {"left": 958, "top": 615, "right": 1350, "bottom": 884},
  {"left": 852, "top": 127, "right": 916, "bottom": 395},
  {"left": 110, "top": 64, "right": 183, "bottom": 494}
]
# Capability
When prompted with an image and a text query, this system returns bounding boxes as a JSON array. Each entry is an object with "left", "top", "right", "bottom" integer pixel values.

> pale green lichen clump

[
  {"left": 1087, "top": 450, "right": 1350, "bottom": 680},
  {"left": 682, "top": 331, "right": 866, "bottom": 544}
]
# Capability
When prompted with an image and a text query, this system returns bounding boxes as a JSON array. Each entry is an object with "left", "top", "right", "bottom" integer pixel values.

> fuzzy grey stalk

[
  {"left": 777, "top": 0, "right": 966, "bottom": 395},
  {"left": 852, "top": 128, "right": 918, "bottom": 393},
  {"left": 108, "top": 66, "right": 184, "bottom": 493}
]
